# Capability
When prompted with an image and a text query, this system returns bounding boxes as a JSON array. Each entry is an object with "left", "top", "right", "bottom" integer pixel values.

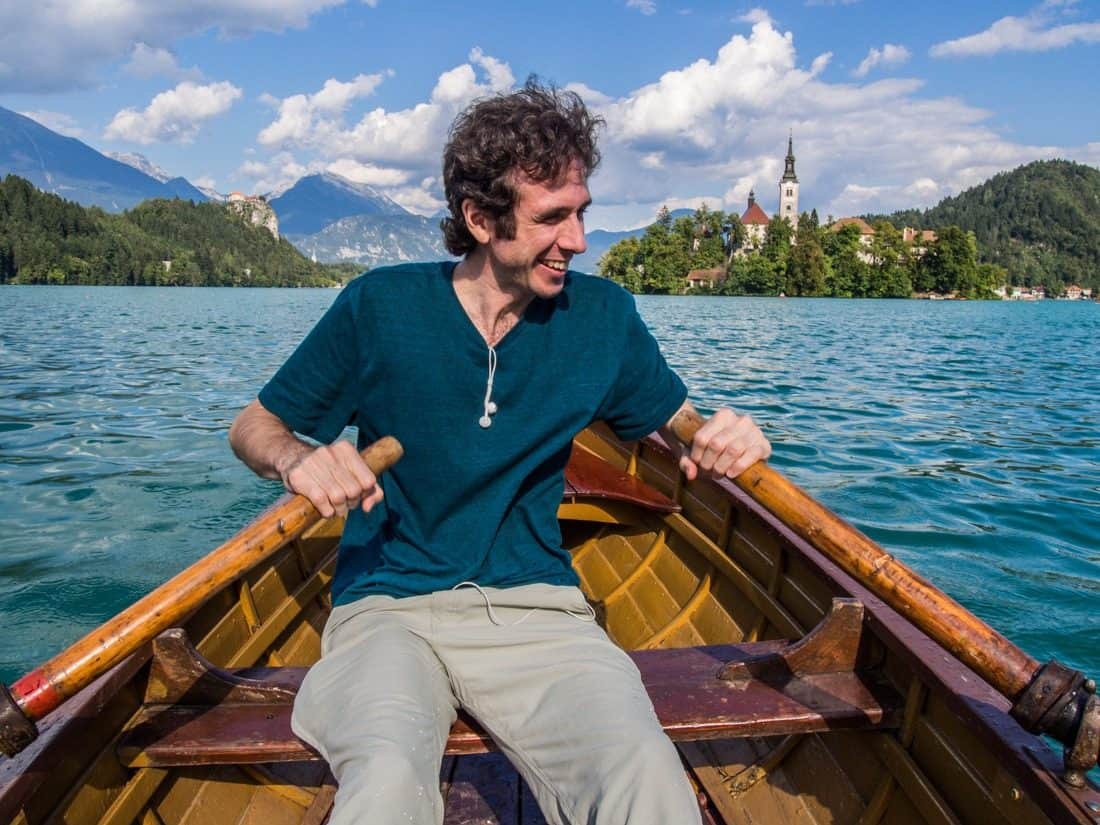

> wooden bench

[{"left": 118, "top": 600, "right": 900, "bottom": 768}]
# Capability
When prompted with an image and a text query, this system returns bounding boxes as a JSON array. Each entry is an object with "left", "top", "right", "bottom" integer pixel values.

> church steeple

[
  {"left": 778, "top": 131, "right": 799, "bottom": 230},
  {"left": 781, "top": 131, "right": 798, "bottom": 183}
]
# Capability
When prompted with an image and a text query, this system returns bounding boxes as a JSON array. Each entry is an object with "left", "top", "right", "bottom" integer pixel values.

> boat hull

[{"left": 1, "top": 424, "right": 1097, "bottom": 824}]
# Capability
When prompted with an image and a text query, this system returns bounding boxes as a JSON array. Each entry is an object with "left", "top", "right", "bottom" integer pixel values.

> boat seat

[
  {"left": 561, "top": 446, "right": 680, "bottom": 514},
  {"left": 117, "top": 601, "right": 901, "bottom": 768}
]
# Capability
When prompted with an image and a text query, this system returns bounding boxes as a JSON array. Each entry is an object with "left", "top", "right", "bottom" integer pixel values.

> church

[{"left": 740, "top": 134, "right": 799, "bottom": 250}]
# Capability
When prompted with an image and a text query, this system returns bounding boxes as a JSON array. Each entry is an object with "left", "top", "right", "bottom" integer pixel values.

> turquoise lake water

[{"left": 0, "top": 286, "right": 1097, "bottom": 685}]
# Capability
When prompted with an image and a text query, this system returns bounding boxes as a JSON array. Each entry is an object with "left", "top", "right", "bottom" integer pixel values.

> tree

[
  {"left": 761, "top": 216, "right": 792, "bottom": 271},
  {"left": 922, "top": 226, "right": 979, "bottom": 295},
  {"left": 786, "top": 222, "right": 827, "bottom": 296},
  {"left": 598, "top": 236, "right": 644, "bottom": 293},
  {"left": 867, "top": 221, "right": 912, "bottom": 297},
  {"left": 821, "top": 224, "right": 866, "bottom": 297},
  {"left": 724, "top": 253, "right": 781, "bottom": 295},
  {"left": 640, "top": 218, "right": 691, "bottom": 293}
]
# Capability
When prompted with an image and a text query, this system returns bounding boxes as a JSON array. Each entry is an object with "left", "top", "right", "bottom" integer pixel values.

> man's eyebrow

[{"left": 535, "top": 200, "right": 592, "bottom": 220}]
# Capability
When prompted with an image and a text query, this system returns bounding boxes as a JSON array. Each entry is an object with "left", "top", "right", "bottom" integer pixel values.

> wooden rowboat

[{"left": 1, "top": 418, "right": 1098, "bottom": 824}]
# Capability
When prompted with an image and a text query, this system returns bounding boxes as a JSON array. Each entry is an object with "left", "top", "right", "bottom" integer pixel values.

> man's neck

[{"left": 452, "top": 253, "right": 533, "bottom": 347}]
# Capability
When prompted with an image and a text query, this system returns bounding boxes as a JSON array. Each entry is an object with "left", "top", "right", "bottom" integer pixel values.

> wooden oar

[
  {"left": 668, "top": 408, "right": 1098, "bottom": 782},
  {"left": 0, "top": 436, "right": 403, "bottom": 758}
]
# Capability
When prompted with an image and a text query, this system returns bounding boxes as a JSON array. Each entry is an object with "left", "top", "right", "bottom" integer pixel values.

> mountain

[
  {"left": 106, "top": 151, "right": 170, "bottom": 182},
  {"left": 874, "top": 160, "right": 1100, "bottom": 289},
  {"left": 288, "top": 213, "right": 452, "bottom": 269},
  {"left": 0, "top": 174, "right": 340, "bottom": 287},
  {"left": 270, "top": 172, "right": 408, "bottom": 235},
  {"left": 0, "top": 107, "right": 209, "bottom": 211}
]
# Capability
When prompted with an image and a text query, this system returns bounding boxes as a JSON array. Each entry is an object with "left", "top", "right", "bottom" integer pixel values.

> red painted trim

[{"left": 8, "top": 670, "right": 62, "bottom": 720}]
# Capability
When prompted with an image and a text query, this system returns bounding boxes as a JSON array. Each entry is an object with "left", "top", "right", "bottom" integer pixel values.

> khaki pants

[{"left": 291, "top": 583, "right": 703, "bottom": 825}]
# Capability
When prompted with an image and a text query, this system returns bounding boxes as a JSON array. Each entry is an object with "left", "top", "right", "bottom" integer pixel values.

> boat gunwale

[
  {"left": 1, "top": 428, "right": 1098, "bottom": 824},
  {"left": 631, "top": 430, "right": 1100, "bottom": 822}
]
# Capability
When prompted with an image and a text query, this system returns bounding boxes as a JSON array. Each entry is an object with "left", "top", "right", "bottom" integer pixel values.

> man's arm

[
  {"left": 659, "top": 399, "right": 771, "bottom": 481},
  {"left": 229, "top": 399, "right": 383, "bottom": 519}
]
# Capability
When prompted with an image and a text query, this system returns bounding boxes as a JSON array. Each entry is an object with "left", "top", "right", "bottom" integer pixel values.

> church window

[{"left": 786, "top": 188, "right": 793, "bottom": 196}]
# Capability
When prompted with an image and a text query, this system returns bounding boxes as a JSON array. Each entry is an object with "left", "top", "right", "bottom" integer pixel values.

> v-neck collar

[{"left": 444, "top": 260, "right": 540, "bottom": 353}]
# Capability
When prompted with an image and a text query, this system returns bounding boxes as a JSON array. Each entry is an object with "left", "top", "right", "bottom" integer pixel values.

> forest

[
  {"left": 597, "top": 205, "right": 1005, "bottom": 298},
  {"left": 876, "top": 160, "right": 1100, "bottom": 295},
  {"left": 0, "top": 176, "right": 357, "bottom": 287}
]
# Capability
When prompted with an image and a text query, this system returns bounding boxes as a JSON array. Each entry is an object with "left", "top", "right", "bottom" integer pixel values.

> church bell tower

[{"left": 779, "top": 131, "right": 799, "bottom": 231}]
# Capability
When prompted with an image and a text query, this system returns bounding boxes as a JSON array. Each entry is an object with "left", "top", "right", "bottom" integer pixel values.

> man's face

[{"left": 486, "top": 159, "right": 591, "bottom": 300}]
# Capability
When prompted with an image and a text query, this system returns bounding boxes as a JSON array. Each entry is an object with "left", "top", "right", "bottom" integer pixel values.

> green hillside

[
  {"left": 0, "top": 175, "right": 353, "bottom": 287},
  {"left": 876, "top": 160, "right": 1100, "bottom": 292}
]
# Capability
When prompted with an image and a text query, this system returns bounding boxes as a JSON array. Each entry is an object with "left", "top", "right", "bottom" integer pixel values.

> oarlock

[
  {"left": 1011, "top": 660, "right": 1100, "bottom": 785},
  {"left": 0, "top": 682, "right": 38, "bottom": 758}
]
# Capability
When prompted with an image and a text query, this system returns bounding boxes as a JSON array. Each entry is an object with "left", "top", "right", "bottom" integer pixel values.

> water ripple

[{"left": 0, "top": 288, "right": 1097, "bottom": 685}]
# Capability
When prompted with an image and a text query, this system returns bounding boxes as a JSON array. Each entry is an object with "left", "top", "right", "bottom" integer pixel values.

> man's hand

[
  {"left": 229, "top": 399, "right": 383, "bottom": 519},
  {"left": 671, "top": 406, "right": 771, "bottom": 482},
  {"left": 278, "top": 440, "right": 384, "bottom": 519}
]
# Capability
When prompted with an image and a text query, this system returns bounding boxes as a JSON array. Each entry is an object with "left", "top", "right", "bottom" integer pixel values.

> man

[{"left": 229, "top": 81, "right": 770, "bottom": 825}]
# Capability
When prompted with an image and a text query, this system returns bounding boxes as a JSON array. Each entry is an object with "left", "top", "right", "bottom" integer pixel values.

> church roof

[
  {"left": 686, "top": 267, "right": 726, "bottom": 283},
  {"left": 830, "top": 217, "right": 874, "bottom": 235},
  {"left": 741, "top": 202, "right": 770, "bottom": 225}
]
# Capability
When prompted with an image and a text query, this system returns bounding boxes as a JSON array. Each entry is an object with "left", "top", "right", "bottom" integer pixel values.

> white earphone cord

[{"left": 479, "top": 345, "right": 498, "bottom": 428}]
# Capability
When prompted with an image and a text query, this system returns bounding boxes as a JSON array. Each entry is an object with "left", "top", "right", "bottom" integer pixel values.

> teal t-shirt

[{"left": 259, "top": 262, "right": 686, "bottom": 604}]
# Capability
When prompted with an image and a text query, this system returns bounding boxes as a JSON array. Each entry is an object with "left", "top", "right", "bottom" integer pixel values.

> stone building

[
  {"left": 829, "top": 217, "right": 876, "bottom": 263},
  {"left": 738, "top": 134, "right": 800, "bottom": 250},
  {"left": 740, "top": 190, "right": 771, "bottom": 250}
]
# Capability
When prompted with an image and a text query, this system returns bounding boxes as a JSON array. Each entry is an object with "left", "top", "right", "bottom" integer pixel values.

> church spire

[{"left": 781, "top": 130, "right": 798, "bottom": 183}]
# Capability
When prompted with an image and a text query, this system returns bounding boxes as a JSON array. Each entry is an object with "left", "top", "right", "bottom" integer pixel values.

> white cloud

[
  {"left": 736, "top": 8, "right": 773, "bottom": 25},
  {"left": 574, "top": 16, "right": 1091, "bottom": 230},
  {"left": 853, "top": 43, "right": 911, "bottom": 77},
  {"left": 104, "top": 81, "right": 243, "bottom": 144},
  {"left": 237, "top": 152, "right": 315, "bottom": 195},
  {"left": 931, "top": 2, "right": 1100, "bottom": 57},
  {"left": 627, "top": 0, "right": 657, "bottom": 14},
  {"left": 386, "top": 184, "right": 447, "bottom": 216},
  {"left": 258, "top": 72, "right": 390, "bottom": 147},
  {"left": 20, "top": 110, "right": 85, "bottom": 137},
  {"left": 564, "top": 82, "right": 613, "bottom": 107},
  {"left": 0, "top": 1, "right": 350, "bottom": 93},
  {"left": 257, "top": 49, "right": 513, "bottom": 172},
  {"left": 194, "top": 175, "right": 217, "bottom": 190},
  {"left": 123, "top": 43, "right": 202, "bottom": 81},
  {"left": 324, "top": 158, "right": 410, "bottom": 187}
]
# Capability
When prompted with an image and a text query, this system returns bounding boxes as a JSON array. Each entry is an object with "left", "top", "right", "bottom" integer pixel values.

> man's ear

[{"left": 461, "top": 198, "right": 494, "bottom": 245}]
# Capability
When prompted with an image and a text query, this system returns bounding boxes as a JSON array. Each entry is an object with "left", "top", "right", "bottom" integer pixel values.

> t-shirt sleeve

[
  {"left": 257, "top": 286, "right": 362, "bottom": 445},
  {"left": 598, "top": 294, "right": 687, "bottom": 442}
]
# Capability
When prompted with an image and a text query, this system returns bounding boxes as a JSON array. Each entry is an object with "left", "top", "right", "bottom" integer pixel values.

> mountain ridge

[
  {"left": 870, "top": 159, "right": 1100, "bottom": 289},
  {"left": 270, "top": 172, "right": 409, "bottom": 235},
  {"left": 0, "top": 107, "right": 208, "bottom": 211}
]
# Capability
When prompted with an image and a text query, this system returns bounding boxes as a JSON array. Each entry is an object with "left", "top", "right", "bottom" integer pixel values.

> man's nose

[{"left": 559, "top": 214, "right": 587, "bottom": 254}]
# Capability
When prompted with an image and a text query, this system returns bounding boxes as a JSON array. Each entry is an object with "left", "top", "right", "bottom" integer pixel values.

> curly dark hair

[{"left": 441, "top": 79, "right": 604, "bottom": 256}]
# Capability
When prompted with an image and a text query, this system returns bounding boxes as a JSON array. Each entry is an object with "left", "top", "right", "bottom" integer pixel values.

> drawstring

[
  {"left": 452, "top": 581, "right": 597, "bottom": 627},
  {"left": 478, "top": 346, "right": 498, "bottom": 429}
]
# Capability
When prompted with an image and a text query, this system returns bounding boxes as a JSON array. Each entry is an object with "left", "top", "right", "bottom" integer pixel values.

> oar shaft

[
  {"left": 668, "top": 408, "right": 1040, "bottom": 700},
  {"left": 6, "top": 436, "right": 402, "bottom": 727}
]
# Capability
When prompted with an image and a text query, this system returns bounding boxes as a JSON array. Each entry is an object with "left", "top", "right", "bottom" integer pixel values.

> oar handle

[
  {"left": 667, "top": 407, "right": 1040, "bottom": 697},
  {"left": 0, "top": 436, "right": 402, "bottom": 758}
]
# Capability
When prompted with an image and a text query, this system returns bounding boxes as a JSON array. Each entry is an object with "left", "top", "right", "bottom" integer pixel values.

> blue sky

[{"left": 1, "top": 0, "right": 1098, "bottom": 229}]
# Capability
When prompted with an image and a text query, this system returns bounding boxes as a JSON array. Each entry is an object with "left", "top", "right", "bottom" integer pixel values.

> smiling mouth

[{"left": 539, "top": 259, "right": 568, "bottom": 273}]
